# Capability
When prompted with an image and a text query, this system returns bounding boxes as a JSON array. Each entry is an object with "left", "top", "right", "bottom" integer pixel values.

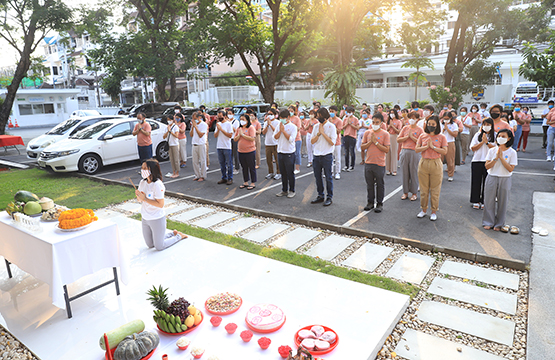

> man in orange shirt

[
  {"left": 342, "top": 105, "right": 360, "bottom": 171},
  {"left": 132, "top": 112, "right": 153, "bottom": 163},
  {"left": 361, "top": 113, "right": 390, "bottom": 213}
]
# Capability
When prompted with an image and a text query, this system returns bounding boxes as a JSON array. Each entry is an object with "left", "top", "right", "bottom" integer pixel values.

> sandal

[
  {"left": 500, "top": 225, "right": 510, "bottom": 233},
  {"left": 483, "top": 225, "right": 492, "bottom": 230},
  {"left": 247, "top": 185, "right": 256, "bottom": 190},
  {"left": 239, "top": 184, "right": 247, "bottom": 189},
  {"left": 401, "top": 194, "right": 408, "bottom": 200},
  {"left": 510, "top": 226, "right": 520, "bottom": 235},
  {"left": 494, "top": 227, "right": 501, "bottom": 231},
  {"left": 410, "top": 195, "right": 418, "bottom": 201},
  {"left": 472, "top": 203, "right": 480, "bottom": 210}
]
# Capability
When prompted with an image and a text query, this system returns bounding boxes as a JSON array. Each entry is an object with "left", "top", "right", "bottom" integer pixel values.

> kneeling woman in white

[
  {"left": 482, "top": 130, "right": 518, "bottom": 231},
  {"left": 136, "top": 159, "right": 187, "bottom": 250}
]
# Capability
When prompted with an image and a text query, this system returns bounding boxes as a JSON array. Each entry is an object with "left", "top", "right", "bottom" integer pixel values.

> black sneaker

[
  {"left": 364, "top": 203, "right": 374, "bottom": 211},
  {"left": 374, "top": 203, "right": 383, "bottom": 213},
  {"left": 348, "top": 167, "right": 354, "bottom": 172},
  {"left": 323, "top": 198, "right": 332, "bottom": 206},
  {"left": 311, "top": 197, "right": 325, "bottom": 204}
]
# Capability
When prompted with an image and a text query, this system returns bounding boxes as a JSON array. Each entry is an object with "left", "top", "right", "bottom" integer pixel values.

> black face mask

[
  {"left": 491, "top": 113, "right": 500, "bottom": 119},
  {"left": 427, "top": 126, "right": 436, "bottom": 133},
  {"left": 318, "top": 116, "right": 325, "bottom": 123}
]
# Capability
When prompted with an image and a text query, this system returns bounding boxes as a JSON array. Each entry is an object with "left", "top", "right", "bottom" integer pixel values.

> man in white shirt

[
  {"left": 310, "top": 108, "right": 337, "bottom": 206},
  {"left": 479, "top": 103, "right": 490, "bottom": 120},
  {"left": 542, "top": 100, "right": 554, "bottom": 149},
  {"left": 274, "top": 109, "right": 298, "bottom": 198},
  {"left": 190, "top": 111, "right": 208, "bottom": 181},
  {"left": 262, "top": 108, "right": 281, "bottom": 180},
  {"left": 214, "top": 110, "right": 234, "bottom": 185}
]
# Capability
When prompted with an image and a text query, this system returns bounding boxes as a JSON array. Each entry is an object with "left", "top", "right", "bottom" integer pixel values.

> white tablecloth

[{"left": 0, "top": 212, "right": 129, "bottom": 309}]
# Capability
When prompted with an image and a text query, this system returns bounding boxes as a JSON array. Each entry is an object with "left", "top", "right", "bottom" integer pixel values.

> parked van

[{"left": 512, "top": 82, "right": 540, "bottom": 104}]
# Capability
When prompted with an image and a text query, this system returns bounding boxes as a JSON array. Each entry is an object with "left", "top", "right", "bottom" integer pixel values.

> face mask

[
  {"left": 346, "top": 113, "right": 352, "bottom": 117},
  {"left": 330, "top": 113, "right": 336, "bottom": 118},
  {"left": 389, "top": 114, "right": 395, "bottom": 119},
  {"left": 372, "top": 124, "right": 381, "bottom": 131},
  {"left": 240, "top": 120, "right": 247, "bottom": 126},
  {"left": 514, "top": 107, "right": 521, "bottom": 112},
  {"left": 491, "top": 113, "right": 500, "bottom": 119},
  {"left": 423, "top": 110, "right": 430, "bottom": 117},
  {"left": 472, "top": 109, "right": 478, "bottom": 113},
  {"left": 138, "top": 119, "right": 144, "bottom": 124},
  {"left": 300, "top": 115, "right": 304, "bottom": 119},
  {"left": 174, "top": 109, "right": 179, "bottom": 114},
  {"left": 228, "top": 114, "right": 234, "bottom": 119},
  {"left": 523, "top": 110, "right": 528, "bottom": 114},
  {"left": 460, "top": 111, "right": 467, "bottom": 116},
  {"left": 409, "top": 119, "right": 416, "bottom": 125},
  {"left": 318, "top": 117, "right": 325, "bottom": 124},
  {"left": 549, "top": 105, "right": 554, "bottom": 109},
  {"left": 482, "top": 125, "right": 492, "bottom": 132},
  {"left": 280, "top": 119, "right": 287, "bottom": 124},
  {"left": 289, "top": 112, "right": 294, "bottom": 117},
  {"left": 443, "top": 107, "right": 448, "bottom": 110},
  {"left": 309, "top": 114, "right": 314, "bottom": 119},
  {"left": 343, "top": 106, "right": 347, "bottom": 109},
  {"left": 497, "top": 137, "right": 508, "bottom": 145},
  {"left": 427, "top": 125, "right": 436, "bottom": 133},
  {"left": 414, "top": 107, "right": 419, "bottom": 111},
  {"left": 141, "top": 169, "right": 150, "bottom": 179},
  {"left": 268, "top": 115, "right": 275, "bottom": 120},
  {"left": 195, "top": 119, "right": 200, "bottom": 124},
  {"left": 362, "top": 114, "right": 368, "bottom": 119}
]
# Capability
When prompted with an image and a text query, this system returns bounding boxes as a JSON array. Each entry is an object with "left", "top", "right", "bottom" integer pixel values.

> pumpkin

[{"left": 113, "top": 332, "right": 159, "bottom": 360}]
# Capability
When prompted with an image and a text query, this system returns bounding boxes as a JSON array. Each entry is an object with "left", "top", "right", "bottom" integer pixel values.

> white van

[{"left": 512, "top": 82, "right": 540, "bottom": 103}]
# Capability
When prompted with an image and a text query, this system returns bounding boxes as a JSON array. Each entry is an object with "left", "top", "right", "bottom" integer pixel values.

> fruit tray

[
  {"left": 157, "top": 311, "right": 204, "bottom": 335},
  {"left": 294, "top": 325, "right": 339, "bottom": 355}
]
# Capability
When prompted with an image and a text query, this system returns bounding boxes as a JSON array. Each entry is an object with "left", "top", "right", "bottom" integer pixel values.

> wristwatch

[{"left": 375, "top": 141, "right": 379, "bottom": 146}]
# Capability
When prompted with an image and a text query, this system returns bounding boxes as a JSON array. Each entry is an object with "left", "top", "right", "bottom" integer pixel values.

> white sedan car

[
  {"left": 26, "top": 115, "right": 126, "bottom": 159},
  {"left": 37, "top": 118, "right": 169, "bottom": 174}
]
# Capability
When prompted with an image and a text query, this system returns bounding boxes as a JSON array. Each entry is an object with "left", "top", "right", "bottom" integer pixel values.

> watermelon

[{"left": 14, "top": 191, "right": 39, "bottom": 203}]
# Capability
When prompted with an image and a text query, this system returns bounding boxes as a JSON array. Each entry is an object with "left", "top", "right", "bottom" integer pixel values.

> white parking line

[
  {"left": 224, "top": 172, "right": 313, "bottom": 204},
  {"left": 513, "top": 171, "right": 554, "bottom": 177},
  {"left": 342, "top": 185, "right": 404, "bottom": 227},
  {"left": 98, "top": 152, "right": 216, "bottom": 176},
  {"left": 164, "top": 157, "right": 269, "bottom": 184}
]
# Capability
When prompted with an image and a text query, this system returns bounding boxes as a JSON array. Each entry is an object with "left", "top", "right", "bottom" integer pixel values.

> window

[
  {"left": 70, "top": 119, "right": 101, "bottom": 136},
  {"left": 57, "top": 103, "right": 66, "bottom": 114},
  {"left": 19, "top": 103, "right": 56, "bottom": 115},
  {"left": 52, "top": 66, "right": 59, "bottom": 75},
  {"left": 33, "top": 104, "right": 45, "bottom": 114},
  {"left": 447, "top": 21, "right": 456, "bottom": 29},
  {"left": 104, "top": 123, "right": 132, "bottom": 138},
  {"left": 44, "top": 104, "right": 55, "bottom": 114},
  {"left": 19, "top": 104, "right": 33, "bottom": 115}
]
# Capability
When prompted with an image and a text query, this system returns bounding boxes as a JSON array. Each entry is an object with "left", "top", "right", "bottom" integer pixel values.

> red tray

[
  {"left": 245, "top": 315, "right": 286, "bottom": 334},
  {"left": 157, "top": 311, "right": 204, "bottom": 335},
  {"left": 106, "top": 347, "right": 156, "bottom": 360},
  {"left": 294, "top": 325, "right": 339, "bottom": 355},
  {"left": 204, "top": 296, "right": 243, "bottom": 315}
]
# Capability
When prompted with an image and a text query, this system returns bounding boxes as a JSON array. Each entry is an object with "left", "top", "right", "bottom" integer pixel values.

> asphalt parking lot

[{"left": 2, "top": 127, "right": 554, "bottom": 263}]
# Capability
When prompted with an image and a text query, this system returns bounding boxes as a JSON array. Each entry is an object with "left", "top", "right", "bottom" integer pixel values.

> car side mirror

[{"left": 104, "top": 134, "right": 114, "bottom": 140}]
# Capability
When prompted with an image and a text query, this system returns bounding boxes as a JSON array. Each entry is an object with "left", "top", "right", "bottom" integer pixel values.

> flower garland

[{"left": 58, "top": 209, "right": 98, "bottom": 229}]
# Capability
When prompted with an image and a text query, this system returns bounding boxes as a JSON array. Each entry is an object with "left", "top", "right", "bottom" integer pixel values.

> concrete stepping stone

[
  {"left": 386, "top": 252, "right": 435, "bottom": 284},
  {"left": 428, "top": 277, "right": 517, "bottom": 315},
  {"left": 170, "top": 207, "right": 215, "bottom": 223},
  {"left": 192, "top": 212, "right": 236, "bottom": 229},
  {"left": 116, "top": 202, "right": 141, "bottom": 213},
  {"left": 306, "top": 234, "right": 355, "bottom": 261},
  {"left": 242, "top": 223, "right": 290, "bottom": 243},
  {"left": 395, "top": 329, "right": 505, "bottom": 360},
  {"left": 342, "top": 243, "right": 393, "bottom": 272},
  {"left": 213, "top": 217, "right": 262, "bottom": 235},
  {"left": 417, "top": 301, "right": 515, "bottom": 346},
  {"left": 271, "top": 228, "right": 321, "bottom": 251},
  {"left": 165, "top": 203, "right": 193, "bottom": 215},
  {"left": 439, "top": 261, "right": 519, "bottom": 290}
]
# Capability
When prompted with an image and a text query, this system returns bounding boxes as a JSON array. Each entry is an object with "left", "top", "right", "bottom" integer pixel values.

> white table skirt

[{"left": 0, "top": 212, "right": 129, "bottom": 309}]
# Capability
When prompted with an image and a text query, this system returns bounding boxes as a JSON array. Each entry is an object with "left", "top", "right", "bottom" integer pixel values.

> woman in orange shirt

[
  {"left": 386, "top": 109, "right": 403, "bottom": 175},
  {"left": 398, "top": 112, "right": 424, "bottom": 201},
  {"left": 234, "top": 114, "right": 257, "bottom": 190},
  {"left": 516, "top": 106, "right": 532, "bottom": 152},
  {"left": 415, "top": 116, "right": 448, "bottom": 221}
]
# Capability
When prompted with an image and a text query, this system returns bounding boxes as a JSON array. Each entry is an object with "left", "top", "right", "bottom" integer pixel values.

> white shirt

[
  {"left": 264, "top": 119, "right": 280, "bottom": 146},
  {"left": 443, "top": 122, "right": 458, "bottom": 142},
  {"left": 485, "top": 146, "right": 517, "bottom": 177},
  {"left": 167, "top": 123, "right": 179, "bottom": 147},
  {"left": 358, "top": 118, "right": 368, "bottom": 135},
  {"left": 417, "top": 119, "right": 427, "bottom": 129},
  {"left": 470, "top": 132, "right": 494, "bottom": 162},
  {"left": 311, "top": 121, "right": 337, "bottom": 156},
  {"left": 276, "top": 122, "right": 297, "bottom": 153},
  {"left": 461, "top": 116, "right": 472, "bottom": 135},
  {"left": 479, "top": 109, "right": 490, "bottom": 119},
  {"left": 509, "top": 119, "right": 517, "bottom": 130},
  {"left": 542, "top": 108, "right": 550, "bottom": 126},
  {"left": 138, "top": 179, "right": 166, "bottom": 220},
  {"left": 191, "top": 121, "right": 208, "bottom": 145},
  {"left": 215, "top": 121, "right": 233, "bottom": 150}
]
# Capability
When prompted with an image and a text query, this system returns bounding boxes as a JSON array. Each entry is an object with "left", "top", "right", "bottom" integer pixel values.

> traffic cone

[
  {"left": 14, "top": 119, "right": 19, "bottom": 128},
  {"left": 7, "top": 119, "right": 13, "bottom": 128}
]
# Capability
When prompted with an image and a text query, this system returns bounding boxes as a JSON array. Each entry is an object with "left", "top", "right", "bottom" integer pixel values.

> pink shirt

[
  {"left": 513, "top": 111, "right": 532, "bottom": 131},
  {"left": 494, "top": 120, "right": 514, "bottom": 134},
  {"left": 399, "top": 125, "right": 424, "bottom": 150},
  {"left": 133, "top": 122, "right": 152, "bottom": 146},
  {"left": 547, "top": 108, "right": 555, "bottom": 128},
  {"left": 236, "top": 126, "right": 256, "bottom": 153},
  {"left": 342, "top": 115, "right": 359, "bottom": 138},
  {"left": 290, "top": 116, "right": 302, "bottom": 141},
  {"left": 362, "top": 129, "right": 390, "bottom": 166},
  {"left": 469, "top": 112, "right": 482, "bottom": 126},
  {"left": 329, "top": 117, "right": 343, "bottom": 146},
  {"left": 387, "top": 119, "right": 403, "bottom": 135},
  {"left": 178, "top": 122, "right": 187, "bottom": 140},
  {"left": 417, "top": 133, "right": 448, "bottom": 159}
]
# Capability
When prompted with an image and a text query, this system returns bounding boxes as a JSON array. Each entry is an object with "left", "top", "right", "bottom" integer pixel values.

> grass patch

[
  {"left": 0, "top": 168, "right": 134, "bottom": 210},
  {"left": 130, "top": 213, "right": 420, "bottom": 298}
]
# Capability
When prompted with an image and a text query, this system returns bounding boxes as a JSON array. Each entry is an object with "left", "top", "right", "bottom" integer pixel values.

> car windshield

[
  {"left": 232, "top": 107, "right": 247, "bottom": 115},
  {"left": 46, "top": 119, "right": 81, "bottom": 135},
  {"left": 127, "top": 104, "right": 140, "bottom": 113},
  {"left": 70, "top": 122, "right": 113, "bottom": 139}
]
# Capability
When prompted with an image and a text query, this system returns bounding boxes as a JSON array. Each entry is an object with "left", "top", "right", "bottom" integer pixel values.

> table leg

[
  {"left": 112, "top": 267, "right": 120, "bottom": 296},
  {"left": 5, "top": 259, "right": 12, "bottom": 279},
  {"left": 63, "top": 285, "right": 73, "bottom": 319}
]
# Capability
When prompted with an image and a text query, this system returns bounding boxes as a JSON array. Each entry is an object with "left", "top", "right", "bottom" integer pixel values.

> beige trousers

[
  {"left": 418, "top": 158, "right": 443, "bottom": 211},
  {"left": 386, "top": 134, "right": 398, "bottom": 173},
  {"left": 192, "top": 144, "right": 207, "bottom": 179}
]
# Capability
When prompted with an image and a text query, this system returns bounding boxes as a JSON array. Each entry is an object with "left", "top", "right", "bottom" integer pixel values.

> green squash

[
  {"left": 14, "top": 191, "right": 39, "bottom": 203},
  {"left": 113, "top": 332, "right": 159, "bottom": 360}
]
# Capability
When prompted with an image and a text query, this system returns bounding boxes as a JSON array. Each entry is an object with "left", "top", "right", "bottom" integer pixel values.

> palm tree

[{"left": 401, "top": 53, "right": 435, "bottom": 101}]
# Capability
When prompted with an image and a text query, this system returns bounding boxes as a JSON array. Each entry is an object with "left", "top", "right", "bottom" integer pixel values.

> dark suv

[{"left": 126, "top": 102, "right": 178, "bottom": 119}]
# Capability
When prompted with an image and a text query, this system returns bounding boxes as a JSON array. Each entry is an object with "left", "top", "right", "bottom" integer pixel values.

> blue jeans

[
  {"left": 512, "top": 125, "right": 522, "bottom": 150},
  {"left": 295, "top": 140, "right": 302, "bottom": 165},
  {"left": 313, "top": 153, "right": 333, "bottom": 199},
  {"left": 138, "top": 145, "right": 153, "bottom": 163},
  {"left": 217, "top": 148, "right": 233, "bottom": 180},
  {"left": 547, "top": 126, "right": 555, "bottom": 157}
]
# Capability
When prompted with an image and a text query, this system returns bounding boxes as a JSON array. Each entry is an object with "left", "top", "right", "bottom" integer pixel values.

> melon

[
  {"left": 14, "top": 191, "right": 39, "bottom": 203},
  {"left": 23, "top": 201, "right": 42, "bottom": 215}
]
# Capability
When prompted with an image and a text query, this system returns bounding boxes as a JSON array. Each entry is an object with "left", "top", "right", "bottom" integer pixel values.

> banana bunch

[{"left": 153, "top": 310, "right": 188, "bottom": 333}]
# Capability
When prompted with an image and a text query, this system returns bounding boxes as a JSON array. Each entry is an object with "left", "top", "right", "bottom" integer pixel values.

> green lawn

[
  {"left": 0, "top": 168, "right": 135, "bottom": 210},
  {"left": 131, "top": 214, "right": 421, "bottom": 298}
]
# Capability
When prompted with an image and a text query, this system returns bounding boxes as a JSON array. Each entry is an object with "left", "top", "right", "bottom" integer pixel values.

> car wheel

[
  {"left": 78, "top": 153, "right": 102, "bottom": 174},
  {"left": 156, "top": 142, "right": 170, "bottom": 162}
]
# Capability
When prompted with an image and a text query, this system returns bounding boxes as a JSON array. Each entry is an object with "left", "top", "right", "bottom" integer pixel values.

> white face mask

[
  {"left": 482, "top": 125, "right": 492, "bottom": 132},
  {"left": 174, "top": 109, "right": 179, "bottom": 114},
  {"left": 409, "top": 119, "right": 416, "bottom": 125},
  {"left": 268, "top": 115, "right": 275, "bottom": 120},
  {"left": 240, "top": 120, "right": 247, "bottom": 126},
  {"left": 423, "top": 110, "right": 430, "bottom": 117},
  {"left": 389, "top": 114, "right": 395, "bottom": 119},
  {"left": 497, "top": 137, "right": 508, "bottom": 145},
  {"left": 472, "top": 109, "right": 478, "bottom": 113},
  {"left": 372, "top": 124, "right": 381, "bottom": 131},
  {"left": 309, "top": 115, "right": 315, "bottom": 119},
  {"left": 141, "top": 169, "right": 151, "bottom": 179},
  {"left": 227, "top": 114, "right": 234, "bottom": 119},
  {"left": 346, "top": 113, "right": 352, "bottom": 117}
]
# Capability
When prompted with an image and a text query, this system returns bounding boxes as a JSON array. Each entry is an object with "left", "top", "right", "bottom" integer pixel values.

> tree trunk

[
  {"left": 444, "top": 16, "right": 462, "bottom": 88},
  {"left": 169, "top": 76, "right": 177, "bottom": 101},
  {"left": 260, "top": 83, "right": 274, "bottom": 104},
  {"left": 156, "top": 78, "right": 168, "bottom": 102}
]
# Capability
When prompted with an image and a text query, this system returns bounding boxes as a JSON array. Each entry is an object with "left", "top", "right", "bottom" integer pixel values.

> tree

[
  {"left": 199, "top": 0, "right": 322, "bottom": 103},
  {"left": 401, "top": 54, "right": 435, "bottom": 101},
  {"left": 519, "top": 36, "right": 555, "bottom": 88},
  {"left": 443, "top": 0, "right": 553, "bottom": 89},
  {"left": 0, "top": 0, "right": 72, "bottom": 134},
  {"left": 323, "top": 64, "right": 366, "bottom": 106}
]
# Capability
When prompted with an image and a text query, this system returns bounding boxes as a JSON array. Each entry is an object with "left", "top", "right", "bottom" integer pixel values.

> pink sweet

[
  {"left": 310, "top": 325, "right": 325, "bottom": 337},
  {"left": 314, "top": 339, "right": 330, "bottom": 350},
  {"left": 240, "top": 330, "right": 253, "bottom": 342},
  {"left": 300, "top": 338, "right": 315, "bottom": 350},
  {"left": 225, "top": 323, "right": 237, "bottom": 334},
  {"left": 298, "top": 329, "right": 316, "bottom": 340},
  {"left": 320, "top": 330, "right": 337, "bottom": 343}
]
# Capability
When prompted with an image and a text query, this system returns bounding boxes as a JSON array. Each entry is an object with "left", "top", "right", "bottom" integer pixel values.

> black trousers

[
  {"left": 364, "top": 163, "right": 385, "bottom": 205},
  {"left": 344, "top": 135, "right": 356, "bottom": 168},
  {"left": 239, "top": 151, "right": 257, "bottom": 183},
  {"left": 543, "top": 125, "right": 549, "bottom": 148},
  {"left": 232, "top": 140, "right": 240, "bottom": 170},
  {"left": 470, "top": 161, "right": 488, "bottom": 204},
  {"left": 278, "top": 152, "right": 295, "bottom": 192}
]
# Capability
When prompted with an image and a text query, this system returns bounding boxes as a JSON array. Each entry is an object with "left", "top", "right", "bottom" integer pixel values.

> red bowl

[
  {"left": 177, "top": 342, "right": 190, "bottom": 350},
  {"left": 294, "top": 325, "right": 339, "bottom": 355},
  {"left": 156, "top": 311, "right": 204, "bottom": 335},
  {"left": 192, "top": 350, "right": 204, "bottom": 359},
  {"left": 106, "top": 348, "right": 155, "bottom": 360},
  {"left": 205, "top": 295, "right": 243, "bottom": 315},
  {"left": 258, "top": 337, "right": 271, "bottom": 350}
]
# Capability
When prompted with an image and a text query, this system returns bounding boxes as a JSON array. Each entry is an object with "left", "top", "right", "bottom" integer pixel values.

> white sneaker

[
  {"left": 265, "top": 173, "right": 274, "bottom": 180},
  {"left": 448, "top": 177, "right": 453, "bottom": 182},
  {"left": 165, "top": 172, "right": 173, "bottom": 177},
  {"left": 287, "top": 191, "right": 296, "bottom": 198},
  {"left": 307, "top": 163, "right": 312, "bottom": 168},
  {"left": 276, "top": 191, "right": 288, "bottom": 197},
  {"left": 417, "top": 210, "right": 427, "bottom": 218},
  {"left": 335, "top": 173, "right": 340, "bottom": 180},
  {"left": 430, "top": 213, "right": 437, "bottom": 221},
  {"left": 274, "top": 174, "right": 281, "bottom": 180},
  {"left": 294, "top": 169, "right": 300, "bottom": 175},
  {"left": 233, "top": 169, "right": 240, "bottom": 175},
  {"left": 548, "top": 155, "right": 552, "bottom": 162}
]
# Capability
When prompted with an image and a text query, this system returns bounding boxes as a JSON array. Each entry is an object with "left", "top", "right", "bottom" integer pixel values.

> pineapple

[
  {"left": 146, "top": 285, "right": 170, "bottom": 312},
  {"left": 167, "top": 297, "right": 191, "bottom": 323}
]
